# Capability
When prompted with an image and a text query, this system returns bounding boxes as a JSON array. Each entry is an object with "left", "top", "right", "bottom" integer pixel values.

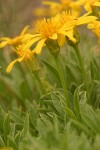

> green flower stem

[
  {"left": 54, "top": 55, "right": 70, "bottom": 107},
  {"left": 26, "top": 62, "right": 46, "bottom": 96},
  {"left": 73, "top": 44, "right": 87, "bottom": 91},
  {"left": 33, "top": 71, "right": 46, "bottom": 95}
]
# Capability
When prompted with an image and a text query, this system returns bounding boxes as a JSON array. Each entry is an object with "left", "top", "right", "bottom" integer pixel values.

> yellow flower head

[
  {"left": 22, "top": 13, "right": 78, "bottom": 54},
  {"left": 0, "top": 26, "right": 29, "bottom": 48},
  {"left": 79, "top": 0, "right": 100, "bottom": 12},
  {"left": 43, "top": 0, "right": 81, "bottom": 17},
  {"left": 6, "top": 44, "right": 34, "bottom": 73},
  {"left": 35, "top": 18, "right": 61, "bottom": 39},
  {"left": 88, "top": 20, "right": 100, "bottom": 42},
  {"left": 22, "top": 11, "right": 96, "bottom": 55},
  {"left": 59, "top": 11, "right": 97, "bottom": 25},
  {"left": 15, "top": 45, "right": 34, "bottom": 61}
]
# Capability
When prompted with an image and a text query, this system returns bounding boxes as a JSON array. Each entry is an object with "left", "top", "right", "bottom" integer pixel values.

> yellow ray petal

[
  {"left": 0, "top": 37, "right": 10, "bottom": 41},
  {"left": 21, "top": 25, "right": 29, "bottom": 35},
  {"left": 66, "top": 30, "right": 76, "bottom": 43},
  {"left": 93, "top": 2, "right": 100, "bottom": 6},
  {"left": 87, "top": 23, "right": 94, "bottom": 29},
  {"left": 23, "top": 36, "right": 42, "bottom": 50},
  {"left": 77, "top": 16, "right": 97, "bottom": 25},
  {"left": 58, "top": 34, "right": 66, "bottom": 47},
  {"left": 22, "top": 34, "right": 41, "bottom": 42},
  {"left": 84, "top": 3, "right": 92, "bottom": 12},
  {"left": 58, "top": 30, "right": 76, "bottom": 43},
  {"left": 35, "top": 38, "right": 46, "bottom": 54},
  {"left": 0, "top": 41, "right": 9, "bottom": 48},
  {"left": 6, "top": 57, "right": 23, "bottom": 73}
]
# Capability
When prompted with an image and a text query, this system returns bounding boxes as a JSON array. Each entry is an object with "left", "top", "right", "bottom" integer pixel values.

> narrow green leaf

[
  {"left": 53, "top": 114, "right": 59, "bottom": 136},
  {"left": 74, "top": 86, "right": 81, "bottom": 120},
  {"left": 14, "top": 132, "right": 21, "bottom": 144},
  {"left": 51, "top": 92, "right": 65, "bottom": 118},
  {"left": 65, "top": 107, "right": 76, "bottom": 120},
  {"left": 40, "top": 114, "right": 52, "bottom": 127},
  {"left": 0, "top": 106, "right": 5, "bottom": 129},
  {"left": 21, "top": 113, "right": 29, "bottom": 137},
  {"left": 9, "top": 123, "right": 16, "bottom": 138},
  {"left": 0, "top": 135, "right": 5, "bottom": 147},
  {"left": 42, "top": 59, "right": 60, "bottom": 81},
  {"left": 37, "top": 119, "right": 46, "bottom": 137},
  {"left": 11, "top": 112, "right": 23, "bottom": 124},
  {"left": 7, "top": 136, "right": 17, "bottom": 150},
  {"left": 3, "top": 113, "right": 10, "bottom": 142},
  {"left": 71, "top": 119, "right": 94, "bottom": 137},
  {"left": 29, "top": 105, "right": 38, "bottom": 127},
  {"left": 82, "top": 112, "right": 100, "bottom": 134},
  {"left": 81, "top": 105, "right": 100, "bottom": 134}
]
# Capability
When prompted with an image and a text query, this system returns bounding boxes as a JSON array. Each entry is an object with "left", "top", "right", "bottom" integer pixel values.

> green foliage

[{"left": 1, "top": 44, "right": 100, "bottom": 149}]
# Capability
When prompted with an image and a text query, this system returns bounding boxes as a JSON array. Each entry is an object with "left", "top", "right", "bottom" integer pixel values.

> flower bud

[{"left": 46, "top": 39, "right": 60, "bottom": 56}]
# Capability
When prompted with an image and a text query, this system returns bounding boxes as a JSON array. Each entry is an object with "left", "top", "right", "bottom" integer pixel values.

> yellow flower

[
  {"left": 22, "top": 12, "right": 96, "bottom": 55},
  {"left": 59, "top": 11, "right": 96, "bottom": 26},
  {"left": 43, "top": 0, "right": 81, "bottom": 17},
  {"left": 33, "top": 0, "right": 81, "bottom": 18},
  {"left": 79, "top": 0, "right": 100, "bottom": 12},
  {"left": 22, "top": 14, "right": 77, "bottom": 54},
  {"left": 88, "top": 20, "right": 100, "bottom": 42},
  {"left": 0, "top": 26, "right": 29, "bottom": 48},
  {"left": 6, "top": 44, "right": 35, "bottom": 73}
]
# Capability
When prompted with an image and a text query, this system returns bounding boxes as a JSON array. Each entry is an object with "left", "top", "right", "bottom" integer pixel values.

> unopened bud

[{"left": 46, "top": 39, "right": 60, "bottom": 56}]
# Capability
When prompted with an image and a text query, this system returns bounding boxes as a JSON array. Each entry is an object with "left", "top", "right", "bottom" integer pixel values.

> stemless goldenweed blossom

[
  {"left": 6, "top": 44, "right": 35, "bottom": 73},
  {"left": 22, "top": 14, "right": 77, "bottom": 54},
  {"left": 88, "top": 20, "right": 100, "bottom": 42},
  {"left": 79, "top": 0, "right": 100, "bottom": 12},
  {"left": 0, "top": 26, "right": 29, "bottom": 48},
  {"left": 22, "top": 12, "right": 97, "bottom": 54}
]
